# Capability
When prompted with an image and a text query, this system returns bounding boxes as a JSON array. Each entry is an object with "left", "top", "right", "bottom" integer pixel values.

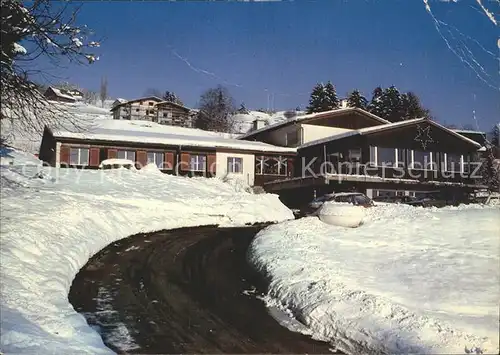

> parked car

[
  {"left": 99, "top": 158, "right": 136, "bottom": 170},
  {"left": 299, "top": 192, "right": 375, "bottom": 217},
  {"left": 401, "top": 192, "right": 447, "bottom": 208}
]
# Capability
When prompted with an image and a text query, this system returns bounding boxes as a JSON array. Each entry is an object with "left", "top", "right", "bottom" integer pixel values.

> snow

[
  {"left": 13, "top": 42, "right": 27, "bottom": 55},
  {"left": 71, "top": 37, "right": 83, "bottom": 47},
  {"left": 249, "top": 203, "right": 500, "bottom": 354},
  {"left": 49, "top": 87, "right": 77, "bottom": 101},
  {"left": 98, "top": 158, "right": 136, "bottom": 169},
  {"left": 239, "top": 107, "right": 390, "bottom": 139},
  {"left": 232, "top": 110, "right": 301, "bottom": 134},
  {"left": 1, "top": 102, "right": 112, "bottom": 154},
  {"left": 0, "top": 148, "right": 294, "bottom": 354},
  {"left": 51, "top": 119, "right": 296, "bottom": 153}
]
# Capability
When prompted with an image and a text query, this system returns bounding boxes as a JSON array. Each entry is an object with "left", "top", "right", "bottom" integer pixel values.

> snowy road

[{"left": 69, "top": 225, "right": 335, "bottom": 354}]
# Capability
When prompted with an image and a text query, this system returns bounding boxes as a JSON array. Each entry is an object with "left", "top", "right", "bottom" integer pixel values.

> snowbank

[
  {"left": 249, "top": 203, "right": 500, "bottom": 354},
  {"left": 0, "top": 149, "right": 293, "bottom": 354}
]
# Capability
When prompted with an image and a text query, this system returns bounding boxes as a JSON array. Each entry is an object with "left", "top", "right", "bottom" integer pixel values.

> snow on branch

[{"left": 1, "top": 0, "right": 102, "bottom": 145}]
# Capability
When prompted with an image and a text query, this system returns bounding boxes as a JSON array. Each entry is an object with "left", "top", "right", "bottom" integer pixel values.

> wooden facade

[
  {"left": 43, "top": 87, "right": 76, "bottom": 103},
  {"left": 111, "top": 98, "right": 194, "bottom": 128},
  {"left": 156, "top": 101, "right": 193, "bottom": 128},
  {"left": 39, "top": 128, "right": 296, "bottom": 186},
  {"left": 261, "top": 120, "right": 484, "bottom": 204}
]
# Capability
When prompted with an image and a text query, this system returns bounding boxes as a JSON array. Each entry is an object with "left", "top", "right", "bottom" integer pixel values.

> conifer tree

[
  {"left": 400, "top": 92, "right": 430, "bottom": 120},
  {"left": 306, "top": 81, "right": 339, "bottom": 114},
  {"left": 346, "top": 89, "right": 368, "bottom": 109},
  {"left": 367, "top": 87, "right": 384, "bottom": 117}
]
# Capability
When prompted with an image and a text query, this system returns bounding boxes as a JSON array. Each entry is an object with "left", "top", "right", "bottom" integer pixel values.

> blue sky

[{"left": 41, "top": 0, "right": 498, "bottom": 130}]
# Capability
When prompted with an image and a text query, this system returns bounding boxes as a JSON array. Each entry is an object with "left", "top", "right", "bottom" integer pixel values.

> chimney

[
  {"left": 253, "top": 118, "right": 267, "bottom": 131},
  {"left": 341, "top": 99, "right": 349, "bottom": 108}
]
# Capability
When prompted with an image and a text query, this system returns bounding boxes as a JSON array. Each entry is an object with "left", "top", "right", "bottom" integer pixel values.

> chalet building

[
  {"left": 239, "top": 107, "right": 485, "bottom": 205},
  {"left": 43, "top": 87, "right": 77, "bottom": 103},
  {"left": 156, "top": 101, "right": 193, "bottom": 128},
  {"left": 111, "top": 97, "right": 194, "bottom": 128},
  {"left": 111, "top": 98, "right": 127, "bottom": 108},
  {"left": 38, "top": 121, "right": 295, "bottom": 187},
  {"left": 111, "top": 96, "right": 163, "bottom": 121}
]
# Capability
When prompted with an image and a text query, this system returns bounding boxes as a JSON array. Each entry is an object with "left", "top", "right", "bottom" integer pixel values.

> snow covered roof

[
  {"left": 451, "top": 129, "right": 486, "bottom": 135},
  {"left": 110, "top": 96, "right": 163, "bottom": 111},
  {"left": 299, "top": 118, "right": 482, "bottom": 149},
  {"left": 239, "top": 107, "right": 390, "bottom": 139},
  {"left": 45, "top": 87, "right": 76, "bottom": 101},
  {"left": 48, "top": 120, "right": 296, "bottom": 154},
  {"left": 155, "top": 100, "right": 192, "bottom": 111}
]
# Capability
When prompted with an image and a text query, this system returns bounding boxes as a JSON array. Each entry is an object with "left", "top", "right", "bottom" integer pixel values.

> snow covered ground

[
  {"left": 0, "top": 148, "right": 293, "bottom": 354},
  {"left": 249, "top": 203, "right": 500, "bottom": 354},
  {"left": 1, "top": 102, "right": 112, "bottom": 154}
]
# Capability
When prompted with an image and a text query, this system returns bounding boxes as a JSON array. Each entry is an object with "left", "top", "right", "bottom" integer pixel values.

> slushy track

[{"left": 69, "top": 225, "right": 337, "bottom": 354}]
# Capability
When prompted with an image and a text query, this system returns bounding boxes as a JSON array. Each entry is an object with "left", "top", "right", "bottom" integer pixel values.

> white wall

[
  {"left": 216, "top": 152, "right": 255, "bottom": 186},
  {"left": 300, "top": 124, "right": 353, "bottom": 144},
  {"left": 268, "top": 124, "right": 301, "bottom": 146}
]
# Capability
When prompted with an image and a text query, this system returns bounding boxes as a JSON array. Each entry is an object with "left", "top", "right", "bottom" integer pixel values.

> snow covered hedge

[
  {"left": 249, "top": 204, "right": 500, "bottom": 354},
  {"left": 0, "top": 150, "right": 293, "bottom": 354}
]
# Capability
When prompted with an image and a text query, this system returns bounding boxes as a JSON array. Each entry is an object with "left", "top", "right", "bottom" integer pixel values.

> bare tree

[
  {"left": 1, "top": 0, "right": 101, "bottom": 147},
  {"left": 100, "top": 76, "right": 108, "bottom": 107},
  {"left": 83, "top": 89, "right": 98, "bottom": 105},
  {"left": 195, "top": 85, "right": 235, "bottom": 133}
]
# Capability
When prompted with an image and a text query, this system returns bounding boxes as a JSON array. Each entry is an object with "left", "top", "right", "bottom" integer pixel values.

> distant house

[
  {"left": 67, "top": 89, "right": 84, "bottom": 99},
  {"left": 110, "top": 96, "right": 163, "bottom": 121},
  {"left": 156, "top": 101, "right": 193, "bottom": 128},
  {"left": 111, "top": 97, "right": 195, "bottom": 128},
  {"left": 112, "top": 98, "right": 127, "bottom": 108},
  {"left": 44, "top": 87, "right": 76, "bottom": 103}
]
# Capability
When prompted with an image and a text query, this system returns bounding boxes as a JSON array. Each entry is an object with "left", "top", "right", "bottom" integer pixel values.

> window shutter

[
  {"left": 60, "top": 145, "right": 70, "bottom": 166},
  {"left": 207, "top": 154, "right": 217, "bottom": 175},
  {"left": 180, "top": 152, "right": 190, "bottom": 171},
  {"left": 287, "top": 157, "right": 294, "bottom": 177},
  {"left": 89, "top": 148, "right": 100, "bottom": 167},
  {"left": 164, "top": 152, "right": 174, "bottom": 170},
  {"left": 108, "top": 149, "right": 117, "bottom": 159},
  {"left": 137, "top": 150, "right": 147, "bottom": 168}
]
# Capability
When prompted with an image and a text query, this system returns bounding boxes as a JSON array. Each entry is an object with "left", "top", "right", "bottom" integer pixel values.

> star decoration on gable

[{"left": 414, "top": 124, "right": 434, "bottom": 150}]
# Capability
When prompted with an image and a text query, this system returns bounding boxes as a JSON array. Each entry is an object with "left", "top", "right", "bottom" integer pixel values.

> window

[
  {"left": 377, "top": 147, "right": 396, "bottom": 166},
  {"left": 227, "top": 157, "right": 243, "bottom": 173},
  {"left": 190, "top": 155, "right": 206, "bottom": 172},
  {"left": 413, "top": 150, "right": 433, "bottom": 169},
  {"left": 117, "top": 150, "right": 136, "bottom": 162},
  {"left": 348, "top": 148, "right": 361, "bottom": 163},
  {"left": 135, "top": 109, "right": 139, "bottom": 112},
  {"left": 149, "top": 102, "right": 154, "bottom": 106},
  {"left": 69, "top": 148, "right": 89, "bottom": 165},
  {"left": 445, "top": 153, "right": 461, "bottom": 172},
  {"left": 147, "top": 152, "right": 164, "bottom": 168},
  {"left": 256, "top": 155, "right": 287, "bottom": 176},
  {"left": 396, "top": 149, "right": 405, "bottom": 168}
]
